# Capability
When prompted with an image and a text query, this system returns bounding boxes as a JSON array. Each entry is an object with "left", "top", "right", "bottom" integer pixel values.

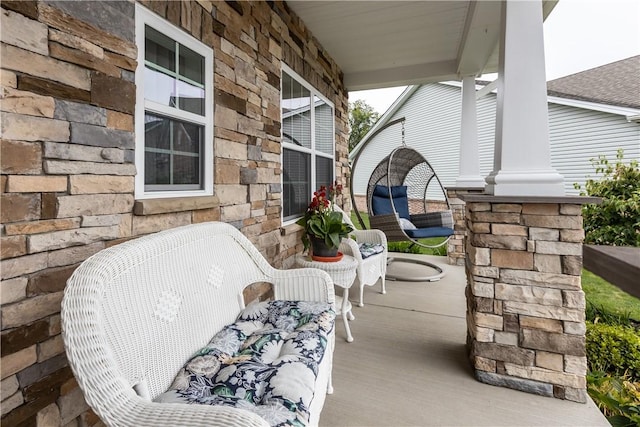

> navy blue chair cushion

[
  {"left": 404, "top": 227, "right": 454, "bottom": 239},
  {"left": 371, "top": 185, "right": 410, "bottom": 219}
]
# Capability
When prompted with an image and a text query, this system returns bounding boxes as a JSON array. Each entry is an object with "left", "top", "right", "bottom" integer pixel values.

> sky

[{"left": 349, "top": 0, "right": 640, "bottom": 115}]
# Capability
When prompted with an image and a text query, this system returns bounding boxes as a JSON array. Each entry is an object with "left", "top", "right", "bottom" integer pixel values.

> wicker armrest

[
  {"left": 271, "top": 268, "right": 335, "bottom": 305},
  {"left": 352, "top": 229, "right": 387, "bottom": 246},
  {"left": 370, "top": 213, "right": 401, "bottom": 231},
  {"left": 370, "top": 214, "right": 407, "bottom": 242},
  {"left": 411, "top": 210, "right": 454, "bottom": 229},
  {"left": 339, "top": 237, "right": 361, "bottom": 261}
]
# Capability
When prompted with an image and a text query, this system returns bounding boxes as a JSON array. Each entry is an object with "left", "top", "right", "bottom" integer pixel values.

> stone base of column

[
  {"left": 446, "top": 187, "right": 484, "bottom": 266},
  {"left": 460, "top": 194, "right": 599, "bottom": 403}
]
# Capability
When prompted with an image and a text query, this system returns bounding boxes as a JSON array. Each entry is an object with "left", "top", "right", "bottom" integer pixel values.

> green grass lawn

[
  {"left": 582, "top": 269, "right": 640, "bottom": 322},
  {"left": 350, "top": 211, "right": 448, "bottom": 256},
  {"left": 350, "top": 210, "right": 370, "bottom": 229}
]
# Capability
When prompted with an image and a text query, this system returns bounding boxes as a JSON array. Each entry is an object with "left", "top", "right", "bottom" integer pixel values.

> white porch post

[
  {"left": 456, "top": 75, "right": 486, "bottom": 188},
  {"left": 485, "top": 0, "right": 565, "bottom": 196}
]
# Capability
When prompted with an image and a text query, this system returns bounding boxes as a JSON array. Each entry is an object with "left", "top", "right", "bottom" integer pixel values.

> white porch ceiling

[{"left": 286, "top": 1, "right": 557, "bottom": 91}]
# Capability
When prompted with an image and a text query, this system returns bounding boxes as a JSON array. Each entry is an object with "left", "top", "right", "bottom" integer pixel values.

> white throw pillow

[{"left": 398, "top": 217, "right": 416, "bottom": 230}]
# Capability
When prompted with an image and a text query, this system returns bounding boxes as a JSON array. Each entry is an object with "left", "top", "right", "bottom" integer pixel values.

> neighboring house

[{"left": 351, "top": 56, "right": 640, "bottom": 200}]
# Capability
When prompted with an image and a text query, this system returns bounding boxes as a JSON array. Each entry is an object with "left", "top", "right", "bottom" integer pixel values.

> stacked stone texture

[
  {"left": 0, "top": 1, "right": 348, "bottom": 425},
  {"left": 465, "top": 201, "right": 588, "bottom": 403},
  {"left": 445, "top": 188, "right": 484, "bottom": 266}
]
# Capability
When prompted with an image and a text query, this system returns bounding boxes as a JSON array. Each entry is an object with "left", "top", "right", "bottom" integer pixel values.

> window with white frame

[
  {"left": 281, "top": 66, "right": 335, "bottom": 222},
  {"left": 135, "top": 4, "right": 213, "bottom": 199}
]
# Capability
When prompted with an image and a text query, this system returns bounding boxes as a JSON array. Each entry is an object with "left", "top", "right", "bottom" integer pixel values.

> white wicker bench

[{"left": 62, "top": 222, "right": 336, "bottom": 427}]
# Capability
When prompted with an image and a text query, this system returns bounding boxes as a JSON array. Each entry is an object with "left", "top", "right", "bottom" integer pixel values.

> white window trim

[
  {"left": 134, "top": 4, "right": 214, "bottom": 200},
  {"left": 281, "top": 63, "right": 335, "bottom": 225}
]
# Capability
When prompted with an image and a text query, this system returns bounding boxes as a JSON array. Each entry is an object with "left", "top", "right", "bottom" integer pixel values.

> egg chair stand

[
  {"left": 385, "top": 256, "right": 445, "bottom": 282},
  {"left": 350, "top": 118, "right": 453, "bottom": 282}
]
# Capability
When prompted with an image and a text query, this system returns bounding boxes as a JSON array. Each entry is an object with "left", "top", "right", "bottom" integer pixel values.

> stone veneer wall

[
  {"left": 445, "top": 187, "right": 484, "bottom": 266},
  {"left": 462, "top": 195, "right": 598, "bottom": 404},
  {"left": 0, "top": 1, "right": 348, "bottom": 425}
]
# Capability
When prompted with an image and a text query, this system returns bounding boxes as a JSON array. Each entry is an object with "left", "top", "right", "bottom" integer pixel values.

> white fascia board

[{"left": 546, "top": 96, "right": 640, "bottom": 118}]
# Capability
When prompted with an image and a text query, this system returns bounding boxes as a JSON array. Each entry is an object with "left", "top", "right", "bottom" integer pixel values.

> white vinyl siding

[
  {"left": 476, "top": 95, "right": 497, "bottom": 179},
  {"left": 352, "top": 83, "right": 640, "bottom": 197},
  {"left": 548, "top": 104, "right": 640, "bottom": 191}
]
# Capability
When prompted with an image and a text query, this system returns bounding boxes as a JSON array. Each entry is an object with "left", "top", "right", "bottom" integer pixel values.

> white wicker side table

[{"left": 296, "top": 254, "right": 358, "bottom": 342}]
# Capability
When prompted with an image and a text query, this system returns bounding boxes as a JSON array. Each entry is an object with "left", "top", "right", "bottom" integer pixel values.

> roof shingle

[{"left": 547, "top": 55, "right": 640, "bottom": 109}]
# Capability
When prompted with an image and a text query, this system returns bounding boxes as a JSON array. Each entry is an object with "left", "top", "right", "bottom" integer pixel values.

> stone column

[
  {"left": 446, "top": 187, "right": 484, "bottom": 266},
  {"left": 461, "top": 194, "right": 599, "bottom": 403}
]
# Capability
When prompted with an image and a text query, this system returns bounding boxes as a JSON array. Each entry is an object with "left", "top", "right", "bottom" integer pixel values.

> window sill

[
  {"left": 280, "top": 222, "right": 304, "bottom": 236},
  {"left": 134, "top": 195, "right": 219, "bottom": 216}
]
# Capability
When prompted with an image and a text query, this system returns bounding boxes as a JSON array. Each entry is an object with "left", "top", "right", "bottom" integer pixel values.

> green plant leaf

[
  {"left": 578, "top": 150, "right": 640, "bottom": 247},
  {"left": 607, "top": 415, "right": 636, "bottom": 427}
]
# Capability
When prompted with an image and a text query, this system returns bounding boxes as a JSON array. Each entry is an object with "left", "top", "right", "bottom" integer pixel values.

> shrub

[
  {"left": 575, "top": 149, "right": 640, "bottom": 247},
  {"left": 586, "top": 321, "right": 640, "bottom": 381},
  {"left": 387, "top": 239, "right": 448, "bottom": 256},
  {"left": 431, "top": 244, "right": 447, "bottom": 257},
  {"left": 583, "top": 271, "right": 640, "bottom": 424},
  {"left": 388, "top": 241, "right": 423, "bottom": 254},
  {"left": 587, "top": 371, "right": 640, "bottom": 427}
]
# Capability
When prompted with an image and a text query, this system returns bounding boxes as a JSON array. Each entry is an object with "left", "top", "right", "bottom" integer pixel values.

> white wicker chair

[
  {"left": 62, "top": 222, "right": 335, "bottom": 427},
  {"left": 335, "top": 206, "right": 388, "bottom": 307}
]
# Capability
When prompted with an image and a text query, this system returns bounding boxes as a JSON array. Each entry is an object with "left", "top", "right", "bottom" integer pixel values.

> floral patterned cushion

[
  {"left": 358, "top": 242, "right": 385, "bottom": 259},
  {"left": 155, "top": 300, "right": 335, "bottom": 427}
]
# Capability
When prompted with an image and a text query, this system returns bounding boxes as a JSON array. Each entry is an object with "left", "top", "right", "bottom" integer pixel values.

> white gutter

[{"left": 546, "top": 96, "right": 640, "bottom": 118}]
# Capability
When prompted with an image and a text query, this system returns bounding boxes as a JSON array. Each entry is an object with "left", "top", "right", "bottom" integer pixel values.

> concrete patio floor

[{"left": 319, "top": 253, "right": 609, "bottom": 427}]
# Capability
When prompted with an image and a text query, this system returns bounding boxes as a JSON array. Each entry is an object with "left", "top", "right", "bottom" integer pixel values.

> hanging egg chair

[{"left": 350, "top": 118, "right": 453, "bottom": 281}]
